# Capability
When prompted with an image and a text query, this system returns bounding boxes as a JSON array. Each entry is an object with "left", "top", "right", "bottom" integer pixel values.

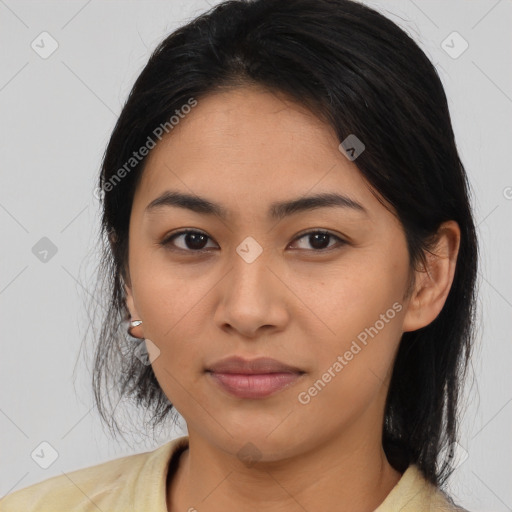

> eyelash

[{"left": 159, "top": 229, "right": 348, "bottom": 254}]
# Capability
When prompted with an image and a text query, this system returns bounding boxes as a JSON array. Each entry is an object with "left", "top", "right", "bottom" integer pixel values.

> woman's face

[{"left": 125, "top": 85, "right": 416, "bottom": 461}]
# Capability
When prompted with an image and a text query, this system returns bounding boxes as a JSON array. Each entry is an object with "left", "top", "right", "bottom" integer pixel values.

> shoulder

[
  {"left": 0, "top": 436, "right": 188, "bottom": 512},
  {"left": 0, "top": 450, "right": 148, "bottom": 512},
  {"left": 429, "top": 489, "right": 471, "bottom": 511},
  {"left": 376, "top": 464, "right": 471, "bottom": 512}
]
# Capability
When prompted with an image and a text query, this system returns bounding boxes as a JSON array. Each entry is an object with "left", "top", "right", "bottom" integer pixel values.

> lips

[
  {"left": 206, "top": 355, "right": 304, "bottom": 375},
  {"left": 206, "top": 356, "right": 305, "bottom": 399}
]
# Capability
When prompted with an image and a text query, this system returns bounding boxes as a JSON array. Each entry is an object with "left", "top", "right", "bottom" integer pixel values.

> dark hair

[{"left": 88, "top": 0, "right": 478, "bottom": 488}]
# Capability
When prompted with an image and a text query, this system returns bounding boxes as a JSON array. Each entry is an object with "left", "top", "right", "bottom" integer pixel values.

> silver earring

[{"left": 127, "top": 320, "right": 144, "bottom": 339}]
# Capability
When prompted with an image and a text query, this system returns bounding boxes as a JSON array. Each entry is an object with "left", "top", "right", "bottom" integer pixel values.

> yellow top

[{"left": 0, "top": 435, "right": 468, "bottom": 511}]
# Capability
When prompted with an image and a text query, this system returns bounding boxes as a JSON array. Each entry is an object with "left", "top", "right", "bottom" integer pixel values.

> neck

[{"left": 167, "top": 425, "right": 402, "bottom": 512}]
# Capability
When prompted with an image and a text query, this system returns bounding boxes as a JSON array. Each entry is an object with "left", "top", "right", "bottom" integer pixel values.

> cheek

[
  {"left": 128, "top": 253, "right": 215, "bottom": 376},
  {"left": 291, "top": 246, "right": 407, "bottom": 390},
  {"left": 290, "top": 250, "right": 407, "bottom": 344},
  {"left": 130, "top": 240, "right": 205, "bottom": 326},
  {"left": 294, "top": 301, "right": 404, "bottom": 431},
  {"left": 132, "top": 268, "right": 210, "bottom": 411}
]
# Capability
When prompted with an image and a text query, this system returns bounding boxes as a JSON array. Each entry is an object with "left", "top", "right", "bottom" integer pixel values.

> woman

[{"left": 1, "top": 0, "right": 477, "bottom": 510}]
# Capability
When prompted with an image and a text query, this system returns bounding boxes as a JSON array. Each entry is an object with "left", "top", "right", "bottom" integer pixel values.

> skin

[{"left": 124, "top": 85, "right": 461, "bottom": 512}]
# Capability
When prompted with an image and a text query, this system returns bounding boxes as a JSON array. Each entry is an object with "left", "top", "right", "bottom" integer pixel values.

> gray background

[{"left": 1, "top": 1, "right": 511, "bottom": 510}]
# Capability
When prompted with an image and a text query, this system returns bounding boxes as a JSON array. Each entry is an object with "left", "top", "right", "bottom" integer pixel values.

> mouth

[
  {"left": 205, "top": 355, "right": 305, "bottom": 399},
  {"left": 206, "top": 371, "right": 305, "bottom": 399}
]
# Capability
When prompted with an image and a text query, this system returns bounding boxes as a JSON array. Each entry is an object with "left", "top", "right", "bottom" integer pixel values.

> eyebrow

[{"left": 145, "top": 190, "right": 368, "bottom": 220}]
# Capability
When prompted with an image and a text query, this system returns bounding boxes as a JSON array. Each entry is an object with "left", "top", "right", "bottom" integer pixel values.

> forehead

[
  {"left": 149, "top": 86, "right": 339, "bottom": 163},
  {"left": 132, "top": 86, "right": 389, "bottom": 222}
]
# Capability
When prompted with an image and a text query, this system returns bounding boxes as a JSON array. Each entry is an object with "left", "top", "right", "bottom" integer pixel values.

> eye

[
  {"left": 289, "top": 230, "right": 347, "bottom": 251},
  {"left": 160, "top": 230, "right": 218, "bottom": 252},
  {"left": 160, "top": 229, "right": 347, "bottom": 253}
]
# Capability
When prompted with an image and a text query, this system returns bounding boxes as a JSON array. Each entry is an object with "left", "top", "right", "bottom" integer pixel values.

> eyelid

[
  {"left": 160, "top": 229, "right": 215, "bottom": 251},
  {"left": 160, "top": 228, "right": 348, "bottom": 252},
  {"left": 288, "top": 229, "right": 348, "bottom": 251}
]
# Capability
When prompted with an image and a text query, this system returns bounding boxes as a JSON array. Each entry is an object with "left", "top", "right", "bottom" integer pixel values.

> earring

[{"left": 127, "top": 319, "right": 144, "bottom": 339}]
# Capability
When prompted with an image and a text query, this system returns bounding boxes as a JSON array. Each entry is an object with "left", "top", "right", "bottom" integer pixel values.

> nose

[{"left": 213, "top": 244, "right": 290, "bottom": 339}]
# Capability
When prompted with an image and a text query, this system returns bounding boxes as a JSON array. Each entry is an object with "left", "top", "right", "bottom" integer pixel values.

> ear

[
  {"left": 402, "top": 220, "right": 461, "bottom": 332},
  {"left": 124, "top": 276, "right": 145, "bottom": 338}
]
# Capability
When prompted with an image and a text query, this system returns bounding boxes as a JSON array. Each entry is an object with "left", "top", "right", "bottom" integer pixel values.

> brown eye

[
  {"left": 160, "top": 229, "right": 347, "bottom": 254},
  {"left": 161, "top": 230, "right": 217, "bottom": 252},
  {"left": 289, "top": 230, "right": 347, "bottom": 251}
]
